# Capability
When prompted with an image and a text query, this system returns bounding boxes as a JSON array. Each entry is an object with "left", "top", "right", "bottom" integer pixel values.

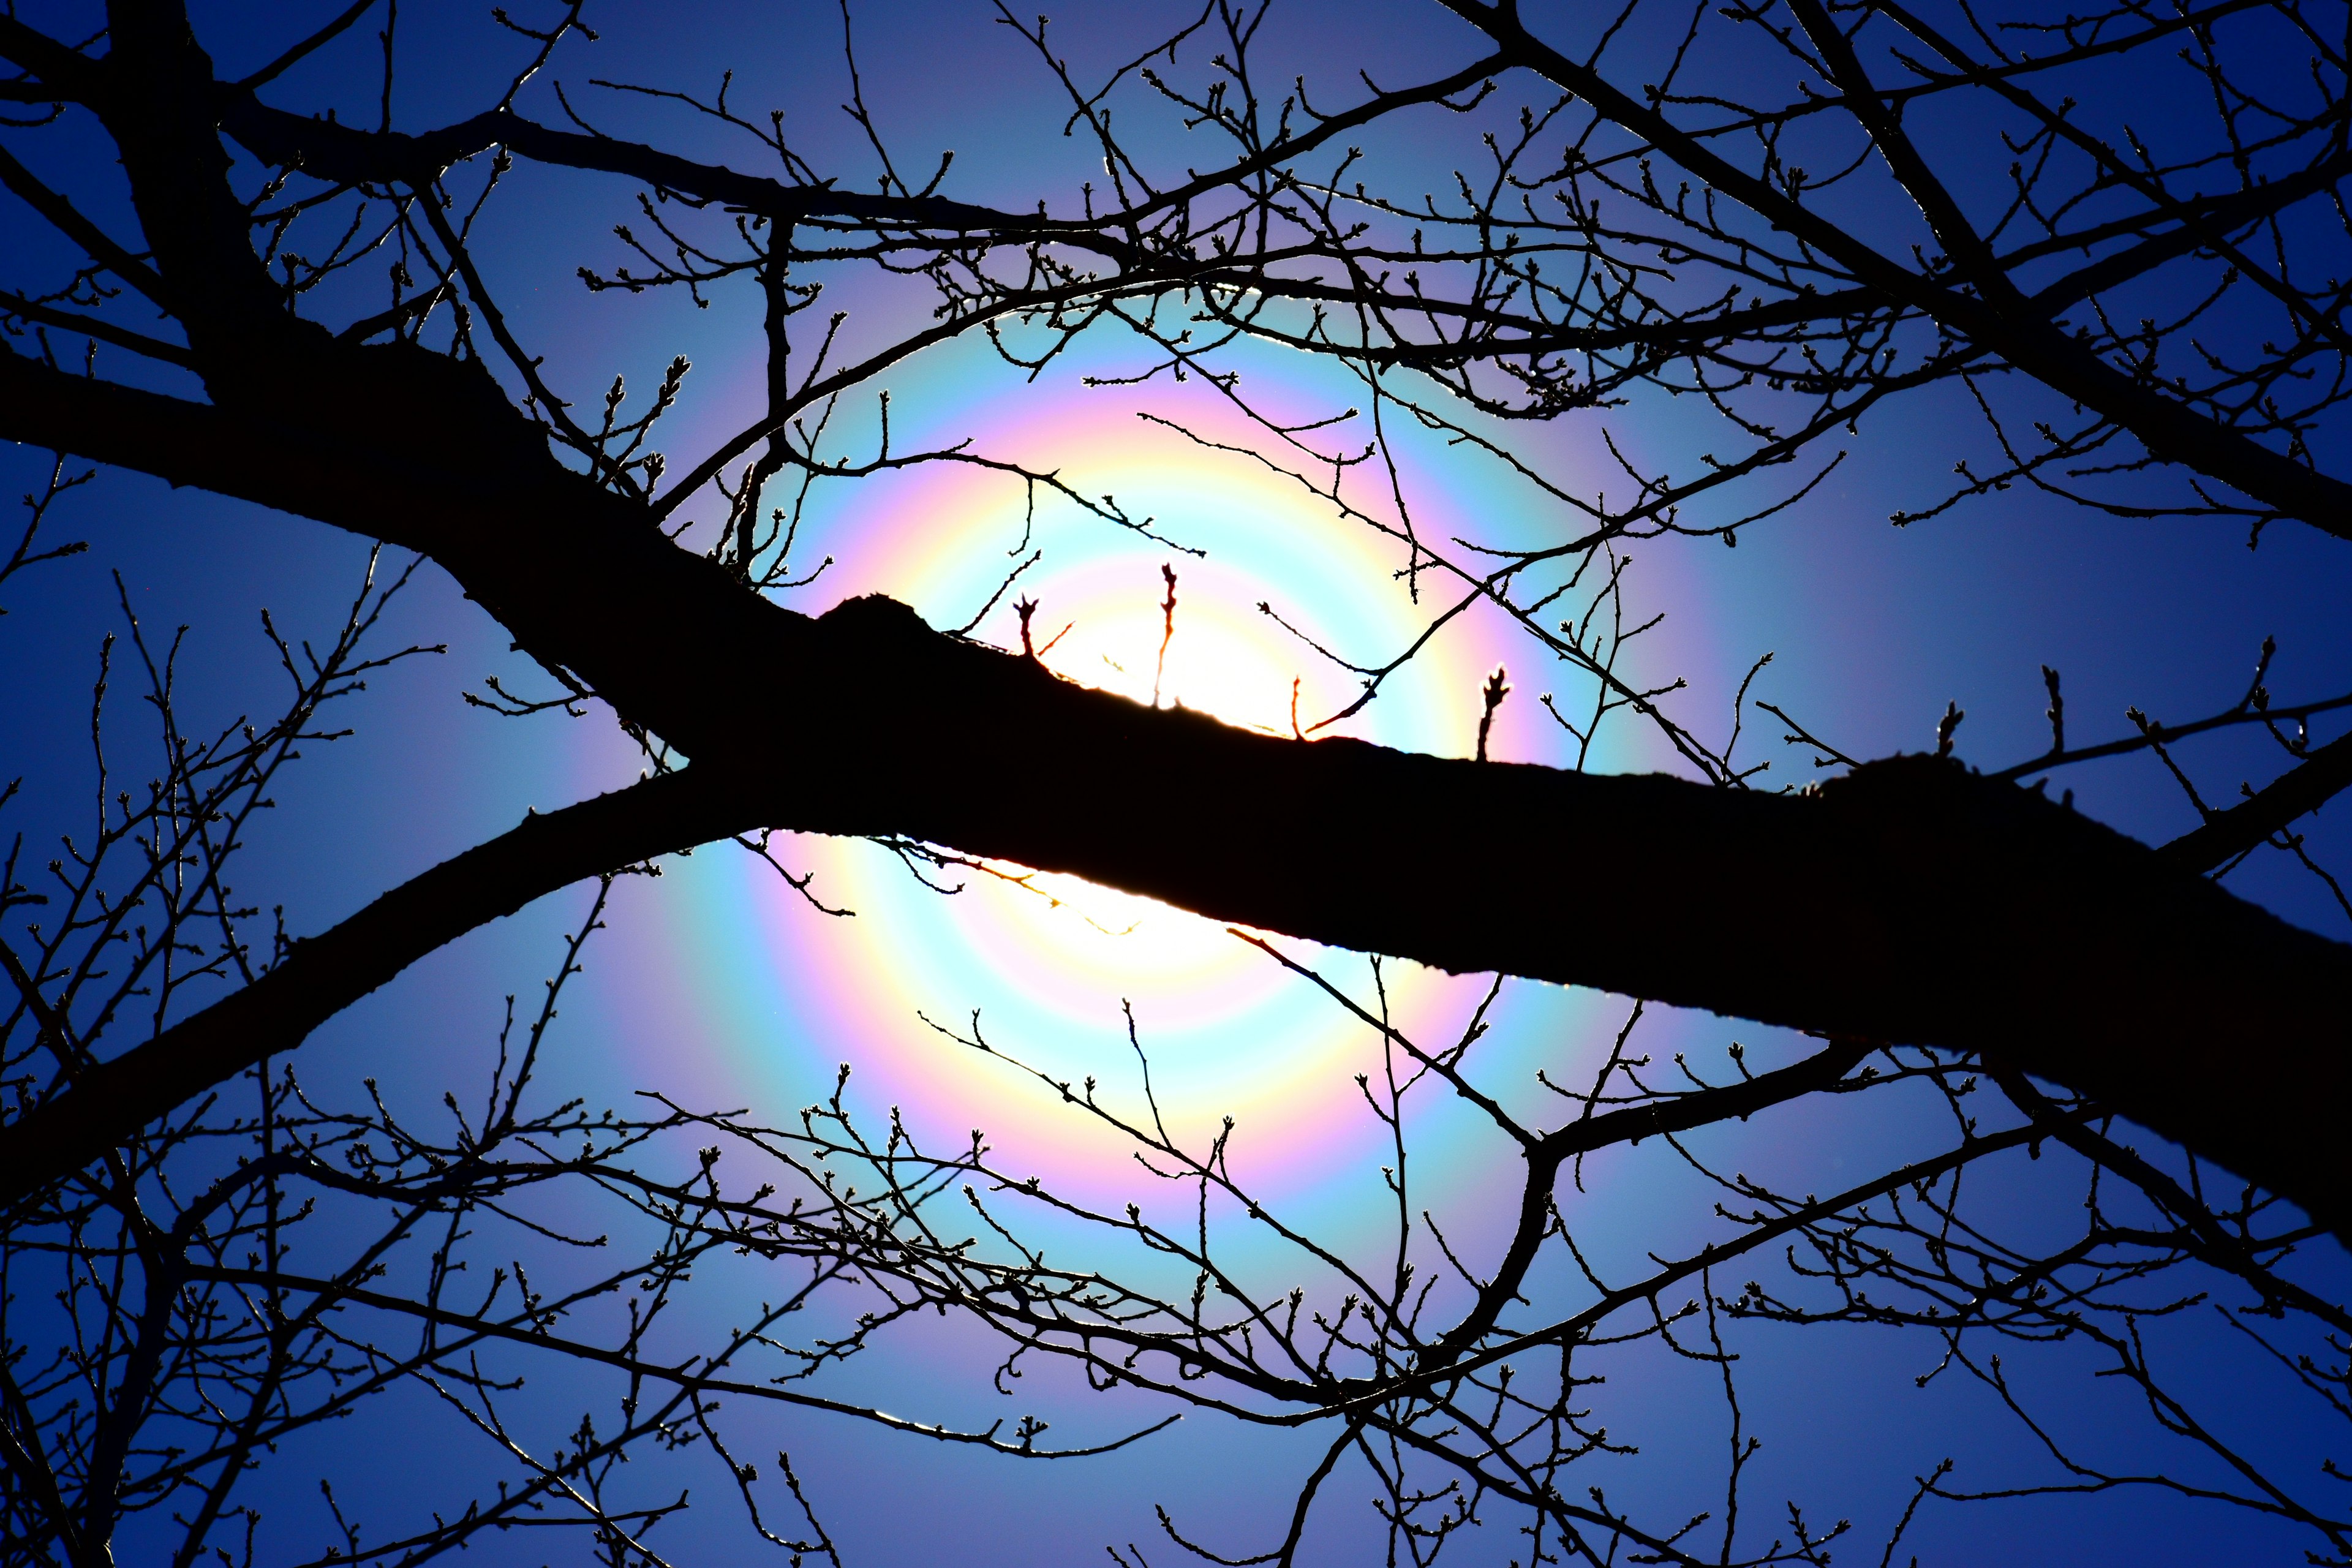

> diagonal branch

[
  {"left": 211, "top": 48, "right": 1511, "bottom": 251},
  {"left": 2162, "top": 729, "right": 2352, "bottom": 872},
  {"left": 215, "top": 92, "right": 1084, "bottom": 241},
  {"left": 1, "top": 344, "right": 2347, "bottom": 1236},
  {"left": 0, "top": 766, "right": 766, "bottom": 1210},
  {"left": 1435, "top": 0, "right": 2352, "bottom": 537}
]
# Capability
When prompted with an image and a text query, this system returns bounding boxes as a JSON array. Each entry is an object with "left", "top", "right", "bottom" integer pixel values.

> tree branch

[
  {"left": 1438, "top": 1, "right": 2352, "bottom": 538},
  {"left": 2162, "top": 728, "right": 2352, "bottom": 872},
  {"left": 0, "top": 766, "right": 766, "bottom": 1211},
  {"left": 2, "top": 344, "right": 2346, "bottom": 1234},
  {"left": 214, "top": 91, "right": 1074, "bottom": 239}
]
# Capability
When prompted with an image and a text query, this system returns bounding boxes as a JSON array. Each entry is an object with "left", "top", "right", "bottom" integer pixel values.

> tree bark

[{"left": 2, "top": 343, "right": 2345, "bottom": 1232}]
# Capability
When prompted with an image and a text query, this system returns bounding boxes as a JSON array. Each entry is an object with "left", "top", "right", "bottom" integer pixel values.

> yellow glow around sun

[{"left": 667, "top": 382, "right": 1585, "bottom": 1203}]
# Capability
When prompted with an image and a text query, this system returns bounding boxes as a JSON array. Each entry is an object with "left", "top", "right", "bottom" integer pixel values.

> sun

[{"left": 662, "top": 378, "right": 1556, "bottom": 1203}]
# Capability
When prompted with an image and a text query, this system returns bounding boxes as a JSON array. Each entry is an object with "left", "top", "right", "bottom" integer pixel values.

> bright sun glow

[{"left": 659, "top": 376, "right": 1596, "bottom": 1213}]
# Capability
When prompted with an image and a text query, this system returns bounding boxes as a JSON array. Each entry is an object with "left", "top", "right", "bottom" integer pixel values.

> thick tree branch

[
  {"left": 2, "top": 345, "right": 2346, "bottom": 1235},
  {"left": 0, "top": 143, "right": 176, "bottom": 313},
  {"left": 2162, "top": 729, "right": 2352, "bottom": 872},
  {"left": 0, "top": 290, "right": 194, "bottom": 366},
  {"left": 0, "top": 17, "right": 108, "bottom": 106},
  {"left": 0, "top": 766, "right": 767, "bottom": 1211},
  {"left": 2022, "top": 143, "right": 2352, "bottom": 318},
  {"left": 104, "top": 2, "right": 301, "bottom": 358}
]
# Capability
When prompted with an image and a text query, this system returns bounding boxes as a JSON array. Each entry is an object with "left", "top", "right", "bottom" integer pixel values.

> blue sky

[{"left": 6, "top": 2, "right": 2351, "bottom": 1562}]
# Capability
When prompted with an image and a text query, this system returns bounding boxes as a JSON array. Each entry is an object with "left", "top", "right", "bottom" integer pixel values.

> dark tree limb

[
  {"left": 0, "top": 766, "right": 767, "bottom": 1211},
  {"left": 1, "top": 2, "right": 2346, "bottom": 1233},
  {"left": 103, "top": 4, "right": 303, "bottom": 358},
  {"left": 2, "top": 343, "right": 2346, "bottom": 1234},
  {"left": 0, "top": 290, "right": 194, "bottom": 367},
  {"left": 2162, "top": 729, "right": 2352, "bottom": 872}
]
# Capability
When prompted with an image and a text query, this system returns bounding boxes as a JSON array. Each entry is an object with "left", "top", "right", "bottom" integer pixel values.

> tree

[{"left": 1, "top": 0, "right": 2349, "bottom": 1562}]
